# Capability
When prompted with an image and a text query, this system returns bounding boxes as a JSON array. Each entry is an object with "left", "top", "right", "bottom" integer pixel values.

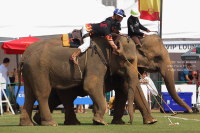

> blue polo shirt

[{"left": 179, "top": 68, "right": 189, "bottom": 82}]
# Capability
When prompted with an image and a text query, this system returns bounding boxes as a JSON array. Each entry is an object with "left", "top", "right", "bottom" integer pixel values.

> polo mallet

[
  {"left": 138, "top": 71, "right": 177, "bottom": 116},
  {"left": 146, "top": 86, "right": 179, "bottom": 126},
  {"left": 145, "top": 83, "right": 178, "bottom": 116}
]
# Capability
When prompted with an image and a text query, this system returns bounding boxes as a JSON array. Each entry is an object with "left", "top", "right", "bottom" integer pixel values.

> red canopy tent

[{"left": 1, "top": 36, "right": 40, "bottom": 54}]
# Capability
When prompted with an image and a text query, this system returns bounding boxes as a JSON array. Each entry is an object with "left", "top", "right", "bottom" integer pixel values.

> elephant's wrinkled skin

[
  {"left": 137, "top": 35, "right": 192, "bottom": 112},
  {"left": 33, "top": 34, "right": 192, "bottom": 126},
  {"left": 19, "top": 35, "right": 140, "bottom": 126}
]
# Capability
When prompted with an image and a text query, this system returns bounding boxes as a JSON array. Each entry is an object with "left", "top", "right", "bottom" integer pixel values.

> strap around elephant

[{"left": 91, "top": 44, "right": 108, "bottom": 67}]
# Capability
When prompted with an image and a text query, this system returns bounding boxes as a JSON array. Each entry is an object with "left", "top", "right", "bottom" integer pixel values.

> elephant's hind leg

[
  {"left": 33, "top": 89, "right": 62, "bottom": 125},
  {"left": 20, "top": 82, "right": 36, "bottom": 126},
  {"left": 34, "top": 77, "right": 58, "bottom": 126}
]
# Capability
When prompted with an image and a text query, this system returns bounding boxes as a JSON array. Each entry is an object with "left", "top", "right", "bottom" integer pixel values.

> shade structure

[
  {"left": 1, "top": 36, "right": 40, "bottom": 54},
  {"left": 181, "top": 47, "right": 200, "bottom": 61}
]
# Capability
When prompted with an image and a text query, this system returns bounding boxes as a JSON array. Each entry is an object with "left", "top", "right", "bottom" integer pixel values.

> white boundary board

[{"left": 161, "top": 84, "right": 196, "bottom": 104}]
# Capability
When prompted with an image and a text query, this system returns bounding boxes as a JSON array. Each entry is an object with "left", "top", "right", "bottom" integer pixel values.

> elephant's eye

[{"left": 154, "top": 56, "right": 162, "bottom": 63}]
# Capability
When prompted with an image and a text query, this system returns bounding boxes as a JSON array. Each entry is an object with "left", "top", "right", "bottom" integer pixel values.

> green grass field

[{"left": 0, "top": 109, "right": 199, "bottom": 133}]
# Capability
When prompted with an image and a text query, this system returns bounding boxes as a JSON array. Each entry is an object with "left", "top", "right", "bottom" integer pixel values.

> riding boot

[{"left": 69, "top": 49, "right": 81, "bottom": 65}]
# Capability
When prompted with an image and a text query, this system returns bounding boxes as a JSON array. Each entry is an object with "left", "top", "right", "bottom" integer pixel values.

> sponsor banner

[
  {"left": 14, "top": 86, "right": 38, "bottom": 105},
  {"left": 164, "top": 43, "right": 200, "bottom": 53},
  {"left": 14, "top": 86, "right": 93, "bottom": 105}
]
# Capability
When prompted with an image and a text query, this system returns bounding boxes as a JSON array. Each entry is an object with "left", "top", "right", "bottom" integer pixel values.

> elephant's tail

[{"left": 14, "top": 61, "right": 24, "bottom": 110}]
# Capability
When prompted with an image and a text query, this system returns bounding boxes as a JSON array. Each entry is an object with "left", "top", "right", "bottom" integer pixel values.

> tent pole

[
  {"left": 16, "top": 55, "right": 18, "bottom": 67},
  {"left": 159, "top": 0, "right": 163, "bottom": 38}
]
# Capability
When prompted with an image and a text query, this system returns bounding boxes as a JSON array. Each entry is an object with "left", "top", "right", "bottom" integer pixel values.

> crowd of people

[{"left": 180, "top": 63, "right": 200, "bottom": 86}]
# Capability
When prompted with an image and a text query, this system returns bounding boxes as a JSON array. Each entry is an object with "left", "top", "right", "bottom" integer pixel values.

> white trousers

[
  {"left": 197, "top": 87, "right": 200, "bottom": 107},
  {"left": 78, "top": 25, "right": 90, "bottom": 53}
]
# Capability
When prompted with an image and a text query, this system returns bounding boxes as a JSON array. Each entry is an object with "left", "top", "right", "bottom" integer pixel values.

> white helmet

[{"left": 130, "top": 8, "right": 140, "bottom": 17}]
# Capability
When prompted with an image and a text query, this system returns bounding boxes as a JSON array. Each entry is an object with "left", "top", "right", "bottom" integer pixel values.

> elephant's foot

[
  {"left": 93, "top": 117, "right": 108, "bottom": 125},
  {"left": 64, "top": 120, "right": 81, "bottom": 125},
  {"left": 33, "top": 112, "right": 41, "bottom": 125},
  {"left": 20, "top": 118, "right": 35, "bottom": 126},
  {"left": 111, "top": 119, "right": 125, "bottom": 125},
  {"left": 143, "top": 117, "right": 157, "bottom": 124},
  {"left": 41, "top": 120, "right": 58, "bottom": 126}
]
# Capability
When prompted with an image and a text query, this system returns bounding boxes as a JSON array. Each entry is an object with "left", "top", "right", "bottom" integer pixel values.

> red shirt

[{"left": 188, "top": 79, "right": 200, "bottom": 85}]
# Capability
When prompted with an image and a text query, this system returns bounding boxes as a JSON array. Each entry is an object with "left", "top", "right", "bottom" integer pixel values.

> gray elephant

[
  {"left": 18, "top": 35, "right": 140, "bottom": 126},
  {"left": 33, "top": 34, "right": 192, "bottom": 125},
  {"left": 137, "top": 35, "right": 192, "bottom": 112},
  {"left": 33, "top": 73, "right": 156, "bottom": 125}
]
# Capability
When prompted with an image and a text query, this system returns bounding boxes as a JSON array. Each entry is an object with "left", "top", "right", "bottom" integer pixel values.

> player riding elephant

[
  {"left": 18, "top": 35, "right": 139, "bottom": 126},
  {"left": 32, "top": 34, "right": 192, "bottom": 126}
]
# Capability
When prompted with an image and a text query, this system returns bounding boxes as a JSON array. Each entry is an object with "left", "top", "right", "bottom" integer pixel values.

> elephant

[
  {"left": 18, "top": 35, "right": 140, "bottom": 126},
  {"left": 136, "top": 35, "right": 192, "bottom": 112},
  {"left": 32, "top": 34, "right": 192, "bottom": 126}
]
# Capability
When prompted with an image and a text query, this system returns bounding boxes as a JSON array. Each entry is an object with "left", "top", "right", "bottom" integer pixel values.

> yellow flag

[{"left": 139, "top": 0, "right": 160, "bottom": 21}]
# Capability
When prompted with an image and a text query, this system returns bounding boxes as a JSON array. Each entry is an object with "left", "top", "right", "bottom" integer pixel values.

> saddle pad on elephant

[{"left": 62, "top": 33, "right": 81, "bottom": 47}]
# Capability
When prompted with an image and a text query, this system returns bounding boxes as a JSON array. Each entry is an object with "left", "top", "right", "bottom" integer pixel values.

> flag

[{"left": 139, "top": 0, "right": 160, "bottom": 21}]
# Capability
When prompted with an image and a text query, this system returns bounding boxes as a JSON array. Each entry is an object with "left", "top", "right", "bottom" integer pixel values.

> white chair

[{"left": 0, "top": 84, "right": 15, "bottom": 115}]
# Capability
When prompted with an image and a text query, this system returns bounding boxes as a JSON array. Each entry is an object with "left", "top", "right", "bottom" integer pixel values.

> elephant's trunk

[{"left": 160, "top": 59, "right": 192, "bottom": 112}]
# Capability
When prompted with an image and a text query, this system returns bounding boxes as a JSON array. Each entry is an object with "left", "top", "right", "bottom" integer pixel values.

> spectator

[
  {"left": 180, "top": 63, "right": 193, "bottom": 83},
  {"left": 0, "top": 58, "right": 12, "bottom": 113},
  {"left": 139, "top": 72, "right": 158, "bottom": 103},
  {"left": 75, "top": 105, "right": 87, "bottom": 113},
  {"left": 109, "top": 96, "right": 115, "bottom": 115},
  {"left": 188, "top": 71, "right": 199, "bottom": 85},
  {"left": 14, "top": 72, "right": 24, "bottom": 112}
]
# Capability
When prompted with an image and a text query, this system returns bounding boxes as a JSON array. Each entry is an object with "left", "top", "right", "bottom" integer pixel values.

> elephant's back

[
  {"left": 21, "top": 37, "right": 75, "bottom": 63},
  {"left": 23, "top": 37, "right": 62, "bottom": 56}
]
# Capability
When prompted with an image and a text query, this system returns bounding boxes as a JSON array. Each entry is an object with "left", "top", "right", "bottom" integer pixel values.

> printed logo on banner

[
  {"left": 14, "top": 86, "right": 38, "bottom": 106},
  {"left": 164, "top": 44, "right": 200, "bottom": 53}
]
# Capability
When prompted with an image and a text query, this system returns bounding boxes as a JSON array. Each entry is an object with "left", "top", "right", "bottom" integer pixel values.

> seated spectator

[
  {"left": 188, "top": 71, "right": 200, "bottom": 86},
  {"left": 180, "top": 63, "right": 193, "bottom": 83}
]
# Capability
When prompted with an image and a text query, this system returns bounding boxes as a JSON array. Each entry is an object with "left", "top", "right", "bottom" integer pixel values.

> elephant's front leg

[
  {"left": 134, "top": 83, "right": 157, "bottom": 124},
  {"left": 111, "top": 88, "right": 127, "bottom": 125},
  {"left": 84, "top": 72, "right": 107, "bottom": 125}
]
